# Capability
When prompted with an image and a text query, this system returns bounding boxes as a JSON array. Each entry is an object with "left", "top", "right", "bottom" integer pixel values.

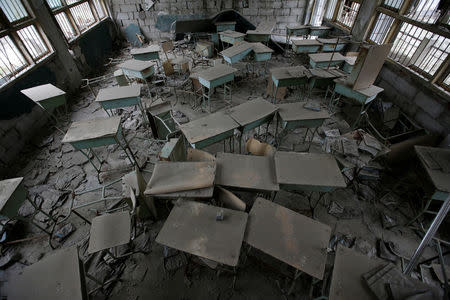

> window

[
  {"left": 336, "top": 0, "right": 360, "bottom": 28},
  {"left": 367, "top": 0, "right": 450, "bottom": 92},
  {"left": 46, "top": 0, "right": 108, "bottom": 41},
  {"left": 0, "top": 0, "right": 52, "bottom": 88},
  {"left": 324, "top": 0, "right": 338, "bottom": 20},
  {"left": 310, "top": 0, "right": 327, "bottom": 26}
]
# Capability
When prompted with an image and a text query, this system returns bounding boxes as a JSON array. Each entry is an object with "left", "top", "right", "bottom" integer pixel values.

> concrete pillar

[
  {"left": 350, "top": 0, "right": 382, "bottom": 43},
  {"left": 29, "top": 0, "right": 82, "bottom": 93}
]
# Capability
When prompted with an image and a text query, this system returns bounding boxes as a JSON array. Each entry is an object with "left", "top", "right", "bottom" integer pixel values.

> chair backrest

[
  {"left": 186, "top": 148, "right": 216, "bottom": 162},
  {"left": 162, "top": 40, "right": 174, "bottom": 53},
  {"left": 216, "top": 186, "right": 246, "bottom": 211},
  {"left": 246, "top": 138, "right": 275, "bottom": 157}
]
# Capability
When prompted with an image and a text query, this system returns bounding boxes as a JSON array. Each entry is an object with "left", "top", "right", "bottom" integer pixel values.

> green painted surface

[
  {"left": 132, "top": 52, "right": 160, "bottom": 61},
  {"left": 100, "top": 96, "right": 141, "bottom": 110},
  {"left": 287, "top": 28, "right": 309, "bottom": 36},
  {"left": 217, "top": 24, "right": 235, "bottom": 32},
  {"left": 293, "top": 44, "right": 321, "bottom": 54},
  {"left": 310, "top": 59, "right": 343, "bottom": 69},
  {"left": 273, "top": 75, "right": 308, "bottom": 88},
  {"left": 39, "top": 95, "right": 66, "bottom": 110},
  {"left": 223, "top": 48, "right": 252, "bottom": 64},
  {"left": 334, "top": 83, "right": 377, "bottom": 104},
  {"left": 0, "top": 183, "right": 26, "bottom": 219},
  {"left": 220, "top": 35, "right": 244, "bottom": 45},
  {"left": 254, "top": 52, "right": 272, "bottom": 62},
  {"left": 246, "top": 34, "right": 270, "bottom": 42},
  {"left": 242, "top": 113, "right": 275, "bottom": 132},
  {"left": 199, "top": 73, "right": 234, "bottom": 89},
  {"left": 343, "top": 62, "right": 354, "bottom": 73},
  {"left": 71, "top": 136, "right": 117, "bottom": 150},
  {"left": 309, "top": 28, "right": 329, "bottom": 37},
  {"left": 192, "top": 130, "right": 234, "bottom": 149},
  {"left": 122, "top": 65, "right": 155, "bottom": 79},
  {"left": 432, "top": 191, "right": 450, "bottom": 201},
  {"left": 321, "top": 44, "right": 346, "bottom": 52}
]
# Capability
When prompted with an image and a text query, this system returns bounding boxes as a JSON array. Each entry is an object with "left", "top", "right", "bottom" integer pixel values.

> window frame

[
  {"left": 366, "top": 0, "right": 450, "bottom": 94},
  {"left": 335, "top": 0, "right": 362, "bottom": 29},
  {"left": 47, "top": 0, "right": 109, "bottom": 42},
  {"left": 0, "top": 0, "right": 53, "bottom": 88}
]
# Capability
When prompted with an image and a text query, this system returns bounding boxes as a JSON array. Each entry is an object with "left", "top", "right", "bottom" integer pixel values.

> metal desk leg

[
  {"left": 78, "top": 148, "right": 102, "bottom": 173},
  {"left": 404, "top": 195, "right": 450, "bottom": 275},
  {"left": 273, "top": 84, "right": 279, "bottom": 105},
  {"left": 307, "top": 127, "right": 318, "bottom": 152},
  {"left": 288, "top": 269, "right": 302, "bottom": 295}
]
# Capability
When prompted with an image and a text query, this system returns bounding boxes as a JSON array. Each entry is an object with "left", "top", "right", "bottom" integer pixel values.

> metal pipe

[{"left": 404, "top": 194, "right": 450, "bottom": 275}]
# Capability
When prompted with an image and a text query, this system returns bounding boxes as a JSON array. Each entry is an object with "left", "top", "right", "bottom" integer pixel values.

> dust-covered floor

[{"left": 0, "top": 44, "right": 448, "bottom": 300}]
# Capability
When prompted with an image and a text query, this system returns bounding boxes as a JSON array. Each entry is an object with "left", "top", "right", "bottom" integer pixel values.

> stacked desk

[
  {"left": 271, "top": 65, "right": 308, "bottom": 103},
  {"left": 292, "top": 39, "right": 322, "bottom": 54},
  {"left": 179, "top": 111, "right": 239, "bottom": 150},
  {"left": 317, "top": 38, "right": 348, "bottom": 52},
  {"left": 62, "top": 116, "right": 139, "bottom": 173},
  {"left": 228, "top": 99, "right": 278, "bottom": 151},
  {"left": 246, "top": 30, "right": 271, "bottom": 43},
  {"left": 309, "top": 52, "right": 346, "bottom": 69},
  {"left": 219, "top": 30, "right": 246, "bottom": 45},
  {"left": 197, "top": 64, "right": 237, "bottom": 112},
  {"left": 156, "top": 200, "right": 248, "bottom": 267},
  {"left": 276, "top": 102, "right": 330, "bottom": 150}
]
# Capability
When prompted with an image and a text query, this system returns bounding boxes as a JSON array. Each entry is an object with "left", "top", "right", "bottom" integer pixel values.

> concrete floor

[{"left": 0, "top": 46, "right": 447, "bottom": 299}]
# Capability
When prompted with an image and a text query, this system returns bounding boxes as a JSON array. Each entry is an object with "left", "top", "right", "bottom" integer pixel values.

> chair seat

[{"left": 88, "top": 211, "right": 131, "bottom": 254}]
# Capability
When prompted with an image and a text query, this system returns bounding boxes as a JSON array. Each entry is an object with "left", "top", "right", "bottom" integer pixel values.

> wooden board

[
  {"left": 156, "top": 200, "right": 248, "bottom": 266},
  {"left": 88, "top": 211, "right": 131, "bottom": 253},
  {"left": 21, "top": 83, "right": 66, "bottom": 102},
  {"left": 245, "top": 198, "right": 331, "bottom": 279},
  {"left": 329, "top": 245, "right": 386, "bottom": 300},
  {"left": 62, "top": 116, "right": 121, "bottom": 144},
  {"left": 8, "top": 247, "right": 86, "bottom": 300},
  {"left": 179, "top": 111, "right": 239, "bottom": 145},
  {"left": 228, "top": 99, "right": 278, "bottom": 127},
  {"left": 130, "top": 45, "right": 161, "bottom": 55},
  {"left": 277, "top": 102, "right": 330, "bottom": 121},
  {"left": 197, "top": 64, "right": 237, "bottom": 81},
  {"left": 96, "top": 85, "right": 140, "bottom": 102},
  {"left": 118, "top": 59, "right": 155, "bottom": 72},
  {"left": 0, "top": 177, "right": 23, "bottom": 212},
  {"left": 309, "top": 52, "right": 346, "bottom": 63},
  {"left": 415, "top": 146, "right": 450, "bottom": 193},
  {"left": 275, "top": 151, "right": 346, "bottom": 189},
  {"left": 215, "top": 152, "right": 279, "bottom": 192},
  {"left": 144, "top": 161, "right": 216, "bottom": 195}
]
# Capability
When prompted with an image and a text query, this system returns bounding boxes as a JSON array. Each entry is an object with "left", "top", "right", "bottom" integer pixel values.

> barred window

[{"left": 336, "top": 0, "right": 360, "bottom": 28}]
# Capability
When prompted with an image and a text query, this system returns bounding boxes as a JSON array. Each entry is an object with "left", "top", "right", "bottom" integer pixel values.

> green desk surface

[
  {"left": 415, "top": 145, "right": 450, "bottom": 193},
  {"left": 227, "top": 99, "right": 278, "bottom": 127},
  {"left": 130, "top": 45, "right": 161, "bottom": 55},
  {"left": 250, "top": 42, "right": 274, "bottom": 53},
  {"left": 21, "top": 83, "right": 66, "bottom": 102},
  {"left": 95, "top": 85, "right": 140, "bottom": 102},
  {"left": 156, "top": 200, "right": 248, "bottom": 267},
  {"left": 118, "top": 59, "right": 155, "bottom": 72},
  {"left": 8, "top": 247, "right": 86, "bottom": 300},
  {"left": 220, "top": 41, "right": 253, "bottom": 57},
  {"left": 180, "top": 111, "right": 239, "bottom": 145},
  {"left": 197, "top": 64, "right": 237, "bottom": 82},
  {"left": 245, "top": 198, "right": 331, "bottom": 279},
  {"left": 275, "top": 151, "right": 346, "bottom": 189},
  {"left": 219, "top": 30, "right": 246, "bottom": 38},
  {"left": 62, "top": 116, "right": 121, "bottom": 144},
  {"left": 277, "top": 102, "right": 330, "bottom": 121},
  {"left": 309, "top": 52, "right": 345, "bottom": 63},
  {"left": 292, "top": 39, "right": 322, "bottom": 46},
  {"left": 215, "top": 152, "right": 279, "bottom": 192},
  {"left": 0, "top": 177, "right": 23, "bottom": 212}
]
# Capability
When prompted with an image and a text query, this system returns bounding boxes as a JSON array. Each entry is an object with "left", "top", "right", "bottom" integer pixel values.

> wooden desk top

[
  {"left": 180, "top": 111, "right": 239, "bottom": 144},
  {"left": 156, "top": 200, "right": 248, "bottom": 266},
  {"left": 228, "top": 99, "right": 278, "bottom": 127},
  {"left": 95, "top": 85, "right": 141, "bottom": 102},
  {"left": 245, "top": 198, "right": 331, "bottom": 279},
  {"left": 309, "top": 52, "right": 346, "bottom": 62},
  {"left": 277, "top": 102, "right": 330, "bottom": 121},
  {"left": 21, "top": 84, "right": 66, "bottom": 102},
  {"left": 220, "top": 41, "right": 253, "bottom": 58},
  {"left": 62, "top": 116, "right": 121, "bottom": 144},
  {"left": 275, "top": 151, "right": 346, "bottom": 189},
  {"left": 118, "top": 59, "right": 155, "bottom": 72},
  {"left": 197, "top": 64, "right": 237, "bottom": 81},
  {"left": 215, "top": 152, "right": 279, "bottom": 192}
]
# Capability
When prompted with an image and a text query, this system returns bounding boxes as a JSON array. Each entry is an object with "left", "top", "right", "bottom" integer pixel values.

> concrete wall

[
  {"left": 0, "top": 1, "right": 117, "bottom": 174},
  {"left": 111, "top": 0, "right": 310, "bottom": 40}
]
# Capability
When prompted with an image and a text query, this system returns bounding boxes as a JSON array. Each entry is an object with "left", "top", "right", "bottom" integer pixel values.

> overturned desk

[
  {"left": 276, "top": 102, "right": 330, "bottom": 150},
  {"left": 62, "top": 116, "right": 139, "bottom": 173},
  {"left": 215, "top": 152, "right": 279, "bottom": 197},
  {"left": 228, "top": 99, "right": 278, "bottom": 152},
  {"left": 197, "top": 64, "right": 237, "bottom": 112},
  {"left": 245, "top": 198, "right": 331, "bottom": 280},
  {"left": 156, "top": 200, "right": 248, "bottom": 267},
  {"left": 180, "top": 111, "right": 239, "bottom": 150},
  {"left": 271, "top": 65, "right": 308, "bottom": 103},
  {"left": 309, "top": 52, "right": 345, "bottom": 69}
]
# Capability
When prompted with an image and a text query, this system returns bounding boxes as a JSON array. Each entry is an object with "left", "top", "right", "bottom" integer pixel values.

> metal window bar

[
  {"left": 0, "top": 35, "right": 28, "bottom": 83},
  {"left": 382, "top": 0, "right": 404, "bottom": 11},
  {"left": 69, "top": 2, "right": 95, "bottom": 32},
  {"left": 92, "top": 0, "right": 106, "bottom": 19},
  {"left": 17, "top": 25, "right": 50, "bottom": 61},
  {"left": 444, "top": 73, "right": 450, "bottom": 86},
  {"left": 55, "top": 12, "right": 76, "bottom": 39},
  {"left": 337, "top": 1, "right": 360, "bottom": 28},
  {"left": 0, "top": 0, "right": 29, "bottom": 23},
  {"left": 46, "top": 0, "right": 63, "bottom": 11},
  {"left": 404, "top": 0, "right": 441, "bottom": 24},
  {"left": 324, "top": 0, "right": 338, "bottom": 19},
  {"left": 66, "top": 0, "right": 82, "bottom": 4},
  {"left": 369, "top": 13, "right": 395, "bottom": 44}
]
